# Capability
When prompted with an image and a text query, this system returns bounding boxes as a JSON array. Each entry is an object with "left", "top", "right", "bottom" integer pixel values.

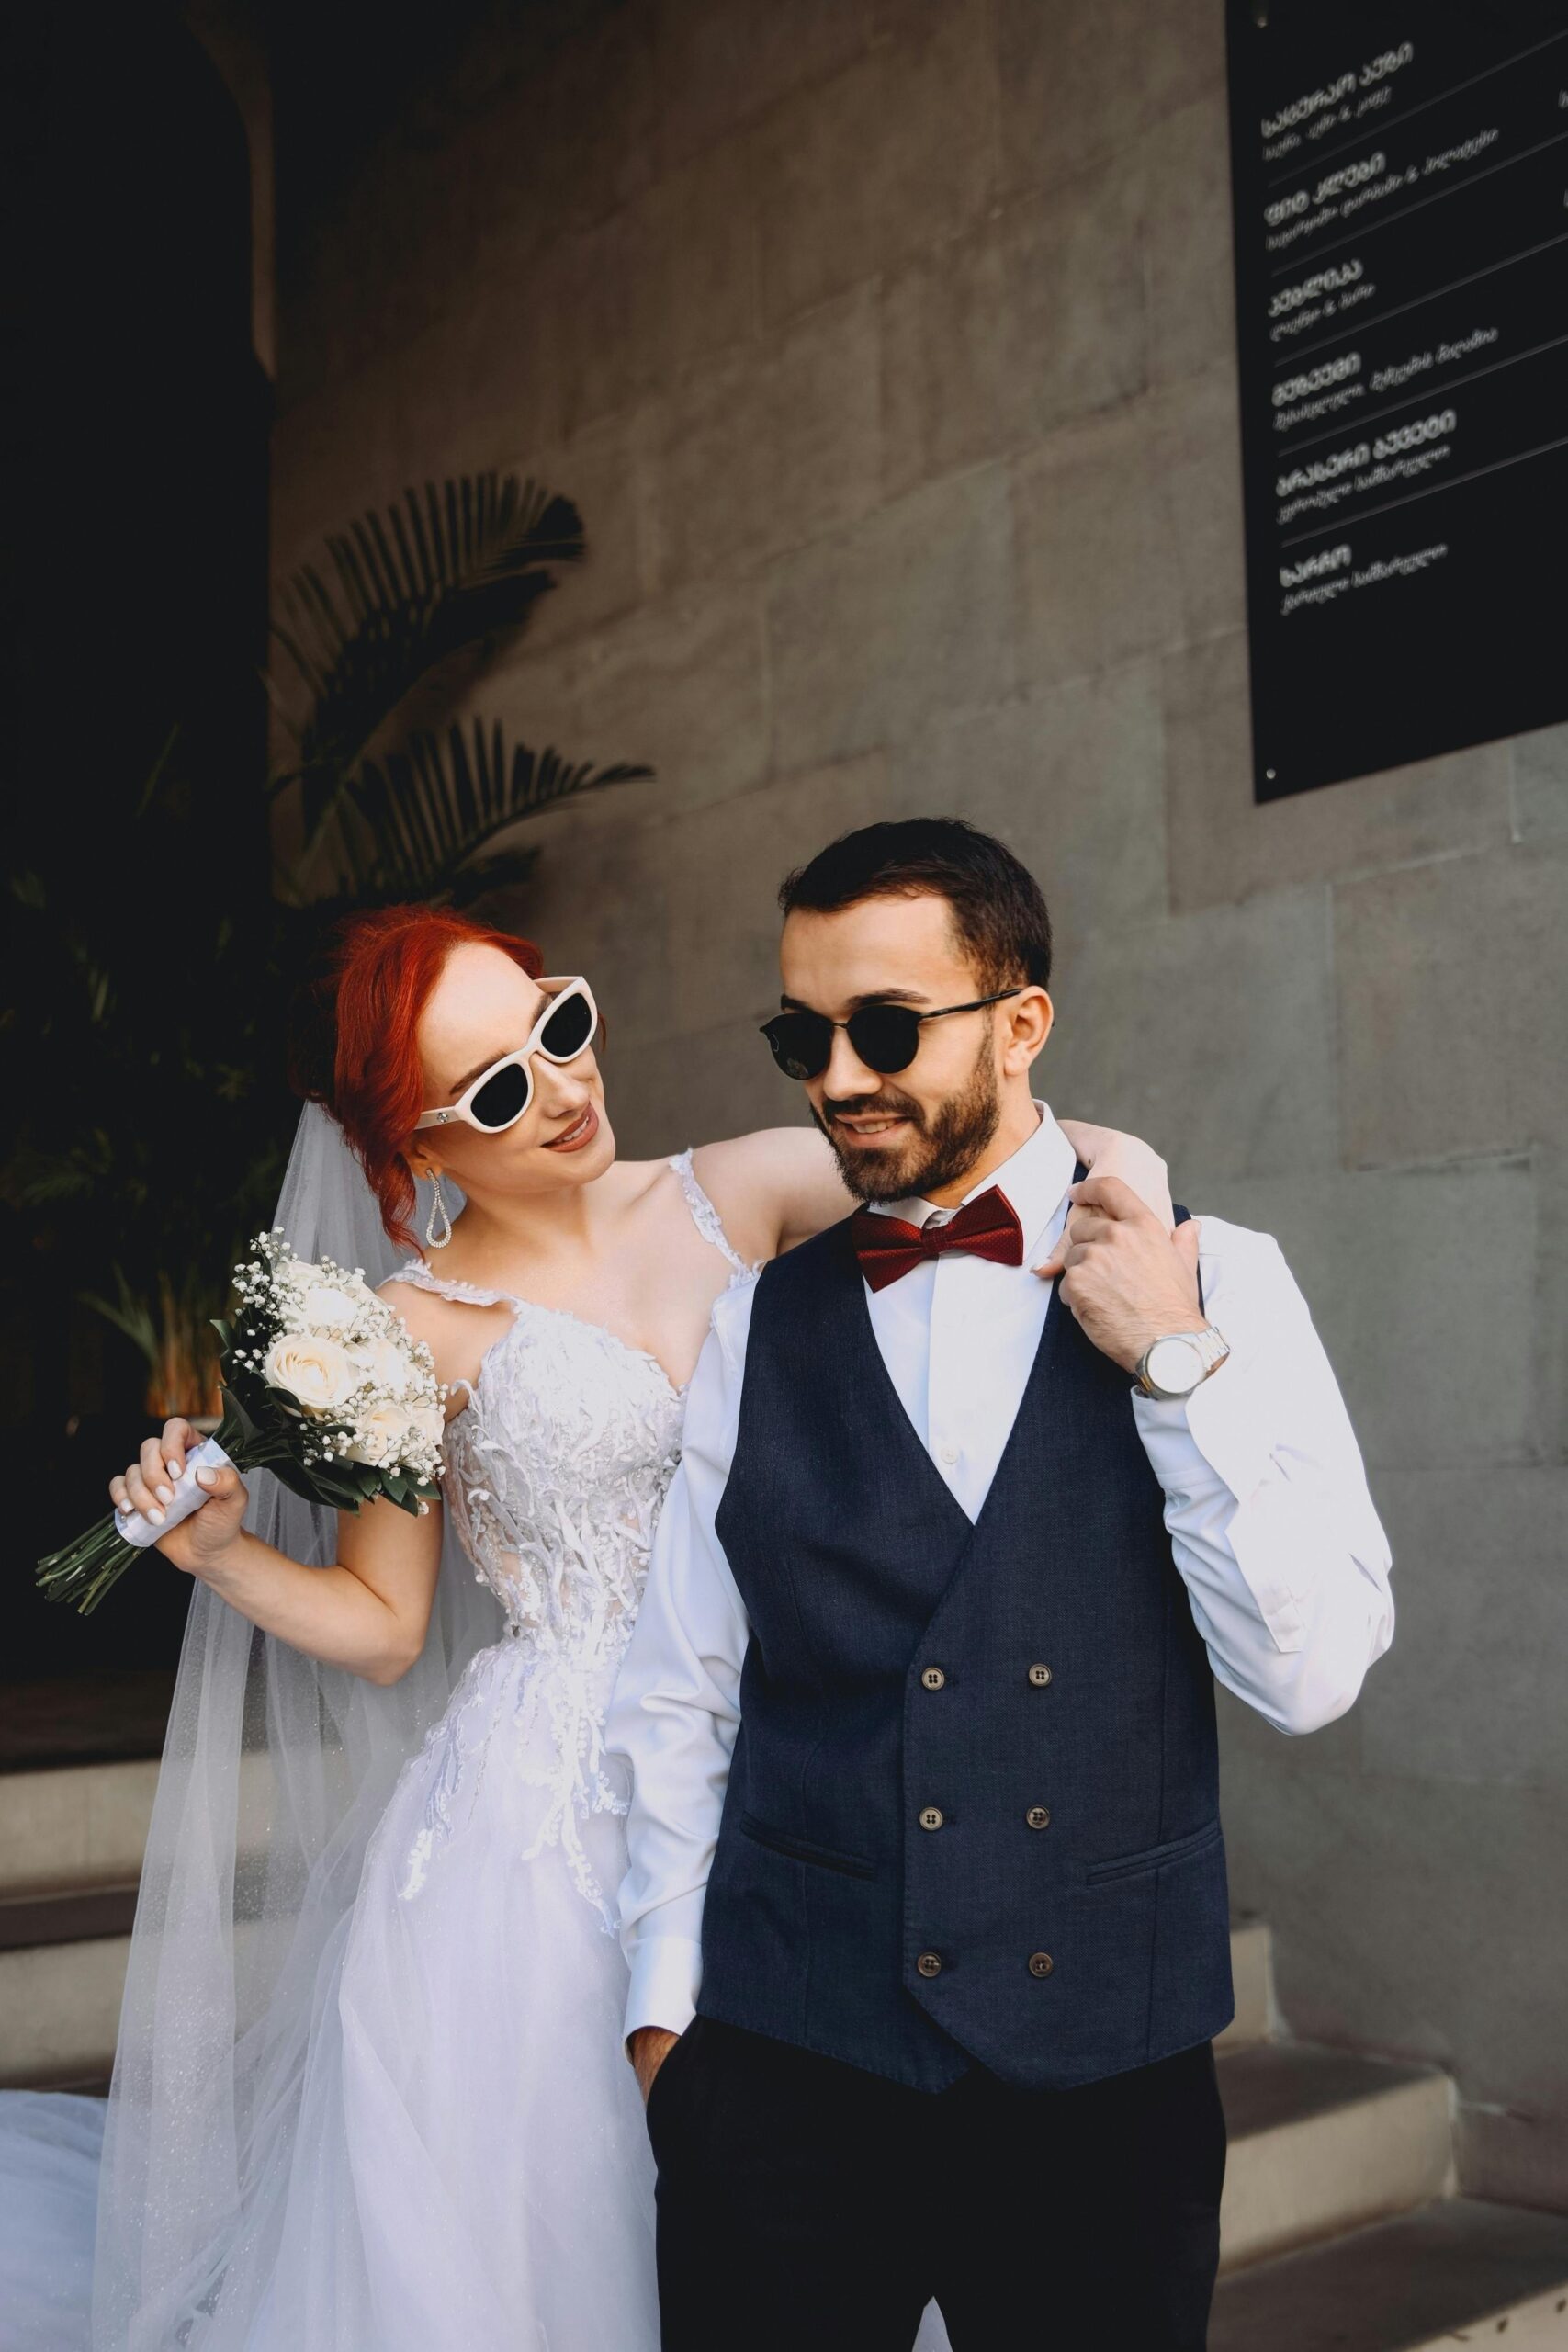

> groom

[{"left": 609, "top": 818, "right": 1393, "bottom": 2349}]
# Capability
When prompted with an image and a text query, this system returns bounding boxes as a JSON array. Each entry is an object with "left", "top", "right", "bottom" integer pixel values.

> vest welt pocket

[
  {"left": 739, "top": 1812, "right": 879, "bottom": 1881},
  {"left": 1082, "top": 1818, "right": 1223, "bottom": 1887}
]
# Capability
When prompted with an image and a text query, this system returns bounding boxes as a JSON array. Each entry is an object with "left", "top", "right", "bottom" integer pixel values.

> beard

[{"left": 814, "top": 1040, "right": 1002, "bottom": 1204}]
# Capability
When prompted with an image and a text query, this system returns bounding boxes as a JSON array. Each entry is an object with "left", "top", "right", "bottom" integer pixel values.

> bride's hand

[
  {"left": 1052, "top": 1121, "right": 1173, "bottom": 1243},
  {"left": 108, "top": 1418, "right": 250, "bottom": 1579}
]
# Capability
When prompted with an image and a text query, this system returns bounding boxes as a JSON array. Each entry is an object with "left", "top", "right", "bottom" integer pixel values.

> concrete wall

[{"left": 269, "top": 0, "right": 1568, "bottom": 2207}]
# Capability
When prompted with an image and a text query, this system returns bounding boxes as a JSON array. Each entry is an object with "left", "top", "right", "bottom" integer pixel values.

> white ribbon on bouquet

[{"left": 112, "top": 1434, "right": 235, "bottom": 1548}]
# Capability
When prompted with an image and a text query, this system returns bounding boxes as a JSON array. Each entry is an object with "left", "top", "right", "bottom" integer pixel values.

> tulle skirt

[
  {"left": 0, "top": 1639, "right": 657, "bottom": 2352},
  {"left": 212, "top": 1641, "right": 660, "bottom": 2352},
  {"left": 0, "top": 2091, "right": 107, "bottom": 2350}
]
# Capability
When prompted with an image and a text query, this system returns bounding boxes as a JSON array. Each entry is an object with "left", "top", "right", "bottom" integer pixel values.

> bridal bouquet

[{"left": 38, "top": 1233, "right": 447, "bottom": 1614}]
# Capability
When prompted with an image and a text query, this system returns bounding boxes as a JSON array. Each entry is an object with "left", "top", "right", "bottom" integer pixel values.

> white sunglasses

[{"left": 414, "top": 977, "right": 600, "bottom": 1136}]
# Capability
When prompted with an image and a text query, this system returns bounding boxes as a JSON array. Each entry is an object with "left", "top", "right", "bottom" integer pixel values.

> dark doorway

[{"left": 1, "top": 6, "right": 271, "bottom": 1714}]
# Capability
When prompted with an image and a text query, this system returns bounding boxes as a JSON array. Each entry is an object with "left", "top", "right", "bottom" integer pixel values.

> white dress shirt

[{"left": 607, "top": 1104, "right": 1393, "bottom": 2043}]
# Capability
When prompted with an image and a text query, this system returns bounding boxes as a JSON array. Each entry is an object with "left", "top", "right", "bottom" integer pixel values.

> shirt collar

[{"left": 876, "top": 1102, "right": 1076, "bottom": 1263}]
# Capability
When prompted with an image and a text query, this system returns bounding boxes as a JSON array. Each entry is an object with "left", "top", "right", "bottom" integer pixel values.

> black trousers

[{"left": 649, "top": 2017, "right": 1226, "bottom": 2351}]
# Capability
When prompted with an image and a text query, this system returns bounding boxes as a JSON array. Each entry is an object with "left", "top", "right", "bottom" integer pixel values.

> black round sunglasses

[{"left": 760, "top": 989, "right": 1026, "bottom": 1083}]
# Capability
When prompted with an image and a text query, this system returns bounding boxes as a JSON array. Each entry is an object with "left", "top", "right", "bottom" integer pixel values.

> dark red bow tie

[{"left": 851, "top": 1187, "right": 1025, "bottom": 1293}]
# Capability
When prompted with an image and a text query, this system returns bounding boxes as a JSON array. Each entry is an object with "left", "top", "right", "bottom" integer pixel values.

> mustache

[{"left": 819, "top": 1089, "right": 925, "bottom": 1127}]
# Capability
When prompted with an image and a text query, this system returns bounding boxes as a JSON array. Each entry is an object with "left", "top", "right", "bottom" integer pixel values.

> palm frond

[
  {"left": 337, "top": 720, "right": 652, "bottom": 905},
  {"left": 78, "top": 1268, "right": 159, "bottom": 1367},
  {"left": 272, "top": 474, "right": 585, "bottom": 843}
]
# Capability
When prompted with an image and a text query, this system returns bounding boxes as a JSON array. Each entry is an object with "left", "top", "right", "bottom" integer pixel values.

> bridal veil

[{"left": 91, "top": 1103, "right": 496, "bottom": 2349}]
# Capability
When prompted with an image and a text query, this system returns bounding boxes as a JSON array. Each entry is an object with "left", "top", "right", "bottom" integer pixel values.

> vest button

[
  {"left": 1026, "top": 1805, "right": 1051, "bottom": 1831},
  {"left": 1027, "top": 1663, "right": 1053, "bottom": 1689},
  {"left": 1028, "top": 1951, "right": 1055, "bottom": 1979},
  {"left": 917, "top": 1951, "right": 943, "bottom": 1978},
  {"left": 920, "top": 1666, "right": 946, "bottom": 1691},
  {"left": 919, "top": 1806, "right": 944, "bottom": 1832}
]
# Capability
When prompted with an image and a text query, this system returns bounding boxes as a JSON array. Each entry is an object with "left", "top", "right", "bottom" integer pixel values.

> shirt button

[
  {"left": 1028, "top": 1951, "right": 1055, "bottom": 1979},
  {"left": 1027, "top": 1664, "right": 1054, "bottom": 1689},
  {"left": 940, "top": 1443, "right": 959, "bottom": 1466},
  {"left": 1026, "top": 1805, "right": 1052, "bottom": 1831},
  {"left": 920, "top": 1666, "right": 947, "bottom": 1691},
  {"left": 917, "top": 1951, "right": 943, "bottom": 1978},
  {"left": 919, "top": 1806, "right": 944, "bottom": 1832}
]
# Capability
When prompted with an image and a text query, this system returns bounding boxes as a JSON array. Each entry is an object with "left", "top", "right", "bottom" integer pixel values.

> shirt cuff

[
  {"left": 1132, "top": 1361, "right": 1309, "bottom": 1652},
  {"left": 1131, "top": 1355, "right": 1276, "bottom": 1517},
  {"left": 624, "top": 1935, "right": 704, "bottom": 2045}
]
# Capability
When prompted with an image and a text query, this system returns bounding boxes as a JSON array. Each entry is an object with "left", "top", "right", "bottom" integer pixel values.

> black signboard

[{"left": 1226, "top": 3, "right": 1568, "bottom": 801}]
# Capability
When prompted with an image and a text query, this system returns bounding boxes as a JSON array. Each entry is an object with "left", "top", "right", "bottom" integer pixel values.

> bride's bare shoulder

[
  {"left": 689, "top": 1128, "right": 849, "bottom": 1260},
  {"left": 378, "top": 1272, "right": 508, "bottom": 1394},
  {"left": 380, "top": 1279, "right": 465, "bottom": 1354}
]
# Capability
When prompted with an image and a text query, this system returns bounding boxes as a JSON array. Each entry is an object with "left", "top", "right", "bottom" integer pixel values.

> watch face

[{"left": 1147, "top": 1336, "right": 1201, "bottom": 1396}]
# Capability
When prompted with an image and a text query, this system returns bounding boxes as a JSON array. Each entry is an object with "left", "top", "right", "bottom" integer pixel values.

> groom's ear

[{"left": 1002, "top": 987, "right": 1054, "bottom": 1074}]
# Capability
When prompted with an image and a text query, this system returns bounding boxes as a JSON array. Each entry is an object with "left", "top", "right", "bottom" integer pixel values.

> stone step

[
  {"left": 1219, "top": 2042, "right": 1455, "bottom": 2274},
  {"left": 0, "top": 1877, "right": 141, "bottom": 2087},
  {"left": 0, "top": 1757, "right": 159, "bottom": 1897},
  {"left": 0, "top": 1883, "right": 139, "bottom": 1950},
  {"left": 0, "top": 1933, "right": 134, "bottom": 2089},
  {"left": 1212, "top": 2197, "right": 1568, "bottom": 2349},
  {"left": 1217, "top": 1913, "right": 1273, "bottom": 2051}
]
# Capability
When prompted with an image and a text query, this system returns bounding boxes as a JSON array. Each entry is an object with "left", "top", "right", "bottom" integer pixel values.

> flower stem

[{"left": 34, "top": 1425, "right": 288, "bottom": 1616}]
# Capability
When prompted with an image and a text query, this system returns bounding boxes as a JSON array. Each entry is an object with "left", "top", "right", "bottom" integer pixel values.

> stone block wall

[{"left": 269, "top": 0, "right": 1568, "bottom": 2207}]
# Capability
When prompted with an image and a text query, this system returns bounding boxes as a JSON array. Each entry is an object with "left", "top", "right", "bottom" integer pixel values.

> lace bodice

[{"left": 389, "top": 1151, "right": 753, "bottom": 1920}]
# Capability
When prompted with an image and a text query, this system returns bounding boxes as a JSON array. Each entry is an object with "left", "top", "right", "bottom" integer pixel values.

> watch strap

[{"left": 1134, "top": 1326, "right": 1229, "bottom": 1400}]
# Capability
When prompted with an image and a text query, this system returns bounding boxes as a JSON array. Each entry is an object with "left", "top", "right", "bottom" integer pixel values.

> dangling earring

[{"left": 424, "top": 1173, "right": 453, "bottom": 1251}]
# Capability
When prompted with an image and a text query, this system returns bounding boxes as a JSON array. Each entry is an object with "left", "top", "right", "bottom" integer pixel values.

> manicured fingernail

[
  {"left": 196, "top": 1468, "right": 216, "bottom": 1489},
  {"left": 164, "top": 1460, "right": 180, "bottom": 1482},
  {"left": 156, "top": 1485, "right": 174, "bottom": 1503},
  {"left": 148, "top": 1506, "right": 165, "bottom": 1525}
]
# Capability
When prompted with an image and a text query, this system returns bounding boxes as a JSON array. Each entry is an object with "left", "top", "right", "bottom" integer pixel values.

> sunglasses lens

[
  {"left": 541, "top": 988, "right": 595, "bottom": 1060},
  {"left": 846, "top": 1006, "right": 921, "bottom": 1073},
  {"left": 468, "top": 1060, "right": 531, "bottom": 1131},
  {"left": 762, "top": 1013, "right": 832, "bottom": 1080}
]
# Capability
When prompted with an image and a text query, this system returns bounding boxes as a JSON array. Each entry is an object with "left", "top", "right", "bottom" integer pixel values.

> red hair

[{"left": 289, "top": 905, "right": 545, "bottom": 1246}]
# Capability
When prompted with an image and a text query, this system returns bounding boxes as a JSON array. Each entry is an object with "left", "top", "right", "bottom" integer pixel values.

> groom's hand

[
  {"left": 1035, "top": 1177, "right": 1206, "bottom": 1374},
  {"left": 628, "top": 2026, "right": 681, "bottom": 2104}
]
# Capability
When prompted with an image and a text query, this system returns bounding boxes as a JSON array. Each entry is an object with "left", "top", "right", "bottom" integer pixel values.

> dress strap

[
  {"left": 669, "top": 1150, "right": 754, "bottom": 1283},
  {"left": 390, "top": 1259, "right": 522, "bottom": 1310}
]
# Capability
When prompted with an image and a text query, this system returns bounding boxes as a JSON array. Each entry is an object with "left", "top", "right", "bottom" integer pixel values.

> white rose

[
  {"left": 351, "top": 1334, "right": 415, "bottom": 1396},
  {"left": 406, "top": 1399, "right": 445, "bottom": 1450},
  {"left": 263, "top": 1333, "right": 362, "bottom": 1414},
  {"left": 293, "top": 1283, "right": 361, "bottom": 1336},
  {"left": 344, "top": 1401, "right": 411, "bottom": 1465}
]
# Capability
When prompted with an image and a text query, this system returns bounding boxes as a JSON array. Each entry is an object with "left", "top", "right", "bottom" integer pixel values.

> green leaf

[
  {"left": 340, "top": 726, "right": 652, "bottom": 905},
  {"left": 271, "top": 475, "right": 586, "bottom": 856}
]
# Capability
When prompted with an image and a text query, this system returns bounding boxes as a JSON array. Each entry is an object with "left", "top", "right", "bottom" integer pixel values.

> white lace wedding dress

[
  {"left": 228, "top": 1149, "right": 750, "bottom": 2350},
  {"left": 0, "top": 1154, "right": 733, "bottom": 2351}
]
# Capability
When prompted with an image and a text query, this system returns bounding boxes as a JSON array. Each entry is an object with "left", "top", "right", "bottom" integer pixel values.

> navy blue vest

[{"left": 698, "top": 1192, "right": 1235, "bottom": 2093}]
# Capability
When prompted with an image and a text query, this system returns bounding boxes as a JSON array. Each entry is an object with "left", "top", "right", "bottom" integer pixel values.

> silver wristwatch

[{"left": 1134, "top": 1327, "right": 1230, "bottom": 1401}]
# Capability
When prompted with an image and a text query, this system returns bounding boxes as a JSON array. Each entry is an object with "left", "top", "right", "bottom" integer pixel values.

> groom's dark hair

[{"left": 779, "top": 817, "right": 1052, "bottom": 993}]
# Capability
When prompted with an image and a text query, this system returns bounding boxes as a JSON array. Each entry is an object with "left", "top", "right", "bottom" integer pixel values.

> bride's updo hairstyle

[{"left": 290, "top": 904, "right": 545, "bottom": 1245}]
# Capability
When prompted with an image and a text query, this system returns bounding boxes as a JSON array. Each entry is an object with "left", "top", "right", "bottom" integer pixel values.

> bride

[{"left": 3, "top": 900, "right": 1171, "bottom": 2351}]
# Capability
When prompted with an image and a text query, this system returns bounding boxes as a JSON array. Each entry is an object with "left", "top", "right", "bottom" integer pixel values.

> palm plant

[
  {"left": 271, "top": 470, "right": 650, "bottom": 905},
  {"left": 339, "top": 725, "right": 650, "bottom": 906},
  {"left": 5, "top": 472, "right": 653, "bottom": 1421}
]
